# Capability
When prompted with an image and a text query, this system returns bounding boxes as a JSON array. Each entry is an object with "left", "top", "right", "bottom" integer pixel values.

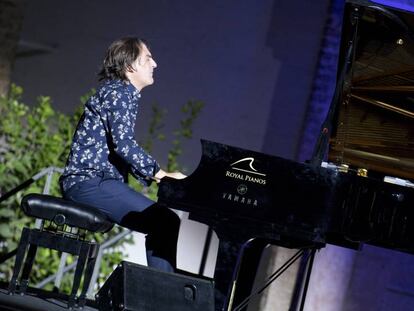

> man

[{"left": 59, "top": 37, "right": 186, "bottom": 272}]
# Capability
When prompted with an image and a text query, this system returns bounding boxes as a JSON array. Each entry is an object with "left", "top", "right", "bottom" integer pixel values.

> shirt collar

[{"left": 123, "top": 80, "right": 141, "bottom": 99}]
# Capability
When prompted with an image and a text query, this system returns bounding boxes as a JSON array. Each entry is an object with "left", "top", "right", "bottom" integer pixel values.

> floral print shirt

[{"left": 60, "top": 79, "right": 160, "bottom": 192}]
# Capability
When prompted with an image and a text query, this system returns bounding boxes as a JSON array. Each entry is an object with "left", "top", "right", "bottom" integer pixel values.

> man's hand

[
  {"left": 167, "top": 171, "right": 187, "bottom": 179},
  {"left": 154, "top": 169, "right": 187, "bottom": 183}
]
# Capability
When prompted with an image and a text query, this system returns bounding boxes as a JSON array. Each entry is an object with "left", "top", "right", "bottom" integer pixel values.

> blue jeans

[{"left": 62, "top": 173, "right": 180, "bottom": 272}]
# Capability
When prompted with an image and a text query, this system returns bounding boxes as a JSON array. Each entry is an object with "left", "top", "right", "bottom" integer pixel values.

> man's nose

[{"left": 152, "top": 59, "right": 157, "bottom": 68}]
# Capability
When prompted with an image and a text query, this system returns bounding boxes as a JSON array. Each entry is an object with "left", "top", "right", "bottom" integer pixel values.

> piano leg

[
  {"left": 231, "top": 239, "right": 270, "bottom": 310},
  {"left": 214, "top": 236, "right": 268, "bottom": 311},
  {"left": 289, "top": 248, "right": 317, "bottom": 311},
  {"left": 214, "top": 235, "right": 323, "bottom": 311},
  {"left": 214, "top": 237, "right": 243, "bottom": 311}
]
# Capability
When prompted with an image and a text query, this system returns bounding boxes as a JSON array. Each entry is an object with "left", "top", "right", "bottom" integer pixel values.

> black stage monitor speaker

[{"left": 96, "top": 261, "right": 215, "bottom": 311}]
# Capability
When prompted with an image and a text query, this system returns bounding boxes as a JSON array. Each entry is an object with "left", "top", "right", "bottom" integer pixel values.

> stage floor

[{"left": 0, "top": 282, "right": 98, "bottom": 311}]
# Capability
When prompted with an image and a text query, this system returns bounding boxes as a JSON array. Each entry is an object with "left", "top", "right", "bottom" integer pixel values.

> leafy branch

[
  {"left": 0, "top": 85, "right": 127, "bottom": 292},
  {"left": 0, "top": 84, "right": 204, "bottom": 294}
]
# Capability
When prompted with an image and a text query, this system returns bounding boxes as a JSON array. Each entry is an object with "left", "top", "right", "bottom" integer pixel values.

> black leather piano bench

[{"left": 8, "top": 193, "right": 114, "bottom": 309}]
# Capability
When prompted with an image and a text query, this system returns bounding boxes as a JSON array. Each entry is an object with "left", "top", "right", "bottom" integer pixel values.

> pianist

[{"left": 59, "top": 37, "right": 186, "bottom": 272}]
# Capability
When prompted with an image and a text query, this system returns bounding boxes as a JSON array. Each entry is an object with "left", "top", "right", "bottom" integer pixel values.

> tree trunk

[{"left": 0, "top": 0, "right": 25, "bottom": 97}]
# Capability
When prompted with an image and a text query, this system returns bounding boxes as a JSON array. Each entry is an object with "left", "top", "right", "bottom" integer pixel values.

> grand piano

[{"left": 157, "top": 1, "right": 414, "bottom": 310}]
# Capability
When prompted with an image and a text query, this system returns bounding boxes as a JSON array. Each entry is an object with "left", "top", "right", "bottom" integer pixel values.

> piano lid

[{"left": 328, "top": 0, "right": 414, "bottom": 180}]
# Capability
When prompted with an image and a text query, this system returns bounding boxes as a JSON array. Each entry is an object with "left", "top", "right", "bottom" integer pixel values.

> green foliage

[
  {"left": 0, "top": 85, "right": 127, "bottom": 293},
  {"left": 167, "top": 99, "right": 204, "bottom": 172},
  {"left": 0, "top": 84, "right": 204, "bottom": 295},
  {"left": 140, "top": 104, "right": 167, "bottom": 154},
  {"left": 131, "top": 99, "right": 204, "bottom": 200}
]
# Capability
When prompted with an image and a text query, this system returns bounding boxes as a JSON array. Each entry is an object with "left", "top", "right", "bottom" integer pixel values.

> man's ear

[{"left": 126, "top": 65, "right": 135, "bottom": 73}]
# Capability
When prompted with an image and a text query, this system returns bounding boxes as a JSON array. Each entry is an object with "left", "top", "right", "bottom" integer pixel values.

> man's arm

[
  {"left": 105, "top": 90, "right": 186, "bottom": 183},
  {"left": 105, "top": 90, "right": 160, "bottom": 181}
]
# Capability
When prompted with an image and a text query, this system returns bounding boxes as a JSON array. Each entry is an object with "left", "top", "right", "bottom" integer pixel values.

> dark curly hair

[{"left": 97, "top": 37, "right": 149, "bottom": 81}]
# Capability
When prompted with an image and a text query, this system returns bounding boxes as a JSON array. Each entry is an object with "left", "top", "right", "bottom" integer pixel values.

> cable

[{"left": 232, "top": 249, "right": 306, "bottom": 311}]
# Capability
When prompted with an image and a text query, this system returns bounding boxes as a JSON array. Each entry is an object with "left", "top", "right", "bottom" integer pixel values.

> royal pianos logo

[
  {"left": 226, "top": 157, "right": 267, "bottom": 185},
  {"left": 222, "top": 157, "right": 267, "bottom": 207}
]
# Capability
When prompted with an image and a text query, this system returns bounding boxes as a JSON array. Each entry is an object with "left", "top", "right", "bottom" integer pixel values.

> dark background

[
  {"left": 10, "top": 0, "right": 414, "bottom": 310},
  {"left": 12, "top": 0, "right": 329, "bottom": 171}
]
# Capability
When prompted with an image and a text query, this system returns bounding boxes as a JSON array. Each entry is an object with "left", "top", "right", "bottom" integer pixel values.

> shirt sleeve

[{"left": 104, "top": 89, "right": 160, "bottom": 183}]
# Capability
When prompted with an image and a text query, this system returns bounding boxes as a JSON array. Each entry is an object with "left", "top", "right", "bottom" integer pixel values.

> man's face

[{"left": 128, "top": 43, "right": 157, "bottom": 90}]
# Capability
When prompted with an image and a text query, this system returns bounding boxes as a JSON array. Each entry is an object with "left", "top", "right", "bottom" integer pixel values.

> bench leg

[
  {"left": 8, "top": 228, "right": 30, "bottom": 294},
  {"left": 19, "top": 243, "right": 38, "bottom": 294},
  {"left": 68, "top": 243, "right": 89, "bottom": 309},
  {"left": 78, "top": 245, "right": 98, "bottom": 308}
]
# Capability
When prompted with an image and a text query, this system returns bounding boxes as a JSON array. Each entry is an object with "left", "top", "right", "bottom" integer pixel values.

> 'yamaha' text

[{"left": 222, "top": 193, "right": 258, "bottom": 206}]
